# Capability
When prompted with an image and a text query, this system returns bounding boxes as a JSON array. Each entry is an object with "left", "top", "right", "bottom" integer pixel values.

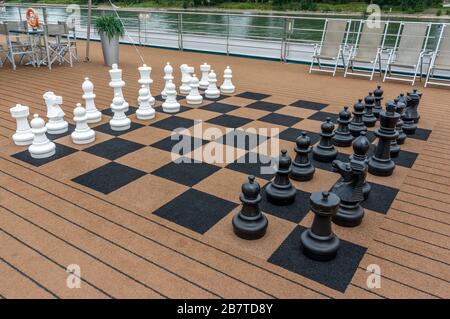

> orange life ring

[{"left": 26, "top": 8, "right": 39, "bottom": 29}]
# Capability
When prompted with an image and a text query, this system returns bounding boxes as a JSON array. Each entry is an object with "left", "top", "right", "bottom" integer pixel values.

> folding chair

[
  {"left": 344, "top": 20, "right": 388, "bottom": 80},
  {"left": 425, "top": 24, "right": 450, "bottom": 87},
  {"left": 44, "top": 23, "right": 73, "bottom": 70},
  {"left": 59, "top": 21, "right": 78, "bottom": 62},
  {"left": 0, "top": 22, "right": 36, "bottom": 70},
  {"left": 309, "top": 19, "right": 351, "bottom": 76},
  {"left": 383, "top": 22, "right": 431, "bottom": 85}
]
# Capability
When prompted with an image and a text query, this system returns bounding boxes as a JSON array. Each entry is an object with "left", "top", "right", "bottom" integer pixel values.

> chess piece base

[
  {"left": 397, "top": 133, "right": 407, "bottom": 145},
  {"left": 110, "top": 119, "right": 131, "bottom": 131},
  {"left": 390, "top": 143, "right": 400, "bottom": 158},
  {"left": 368, "top": 156, "right": 395, "bottom": 176},
  {"left": 186, "top": 96, "right": 203, "bottom": 105},
  {"left": 290, "top": 163, "right": 315, "bottom": 181},
  {"left": 332, "top": 134, "right": 353, "bottom": 147},
  {"left": 162, "top": 103, "right": 180, "bottom": 113},
  {"left": 403, "top": 123, "right": 417, "bottom": 135},
  {"left": 205, "top": 90, "right": 220, "bottom": 99},
  {"left": 232, "top": 213, "right": 268, "bottom": 240},
  {"left": 13, "top": 131, "right": 34, "bottom": 146},
  {"left": 363, "top": 182, "right": 371, "bottom": 200},
  {"left": 46, "top": 123, "right": 68, "bottom": 135},
  {"left": 72, "top": 130, "right": 95, "bottom": 145},
  {"left": 86, "top": 111, "right": 102, "bottom": 124},
  {"left": 363, "top": 117, "right": 377, "bottom": 128},
  {"left": 332, "top": 203, "right": 364, "bottom": 227},
  {"left": 136, "top": 109, "right": 155, "bottom": 120},
  {"left": 301, "top": 230, "right": 340, "bottom": 261},
  {"left": 349, "top": 126, "right": 367, "bottom": 138},
  {"left": 265, "top": 183, "right": 296, "bottom": 205},
  {"left": 29, "top": 142, "right": 56, "bottom": 159},
  {"left": 312, "top": 146, "right": 338, "bottom": 163},
  {"left": 220, "top": 86, "right": 235, "bottom": 94},
  {"left": 180, "top": 85, "right": 191, "bottom": 95}
]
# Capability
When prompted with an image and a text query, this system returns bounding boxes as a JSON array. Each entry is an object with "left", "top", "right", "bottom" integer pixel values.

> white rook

[{"left": 10, "top": 104, "right": 34, "bottom": 145}]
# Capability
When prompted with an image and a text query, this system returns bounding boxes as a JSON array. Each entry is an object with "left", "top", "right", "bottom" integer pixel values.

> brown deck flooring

[{"left": 0, "top": 41, "right": 449, "bottom": 299}]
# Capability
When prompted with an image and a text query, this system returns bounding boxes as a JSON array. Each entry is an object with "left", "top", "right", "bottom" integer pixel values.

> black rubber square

[
  {"left": 154, "top": 95, "right": 184, "bottom": 102},
  {"left": 200, "top": 102, "right": 239, "bottom": 114},
  {"left": 278, "top": 128, "right": 321, "bottom": 145},
  {"left": 268, "top": 225, "right": 367, "bottom": 293},
  {"left": 393, "top": 150, "right": 418, "bottom": 168},
  {"left": 101, "top": 106, "right": 138, "bottom": 117},
  {"left": 151, "top": 159, "right": 221, "bottom": 187},
  {"left": 153, "top": 188, "right": 237, "bottom": 234},
  {"left": 235, "top": 91, "right": 270, "bottom": 100},
  {"left": 150, "top": 116, "right": 196, "bottom": 131},
  {"left": 72, "top": 162, "right": 146, "bottom": 195},
  {"left": 362, "top": 182, "right": 399, "bottom": 214},
  {"left": 217, "top": 130, "right": 268, "bottom": 151},
  {"left": 310, "top": 152, "right": 350, "bottom": 172},
  {"left": 258, "top": 113, "right": 302, "bottom": 127},
  {"left": 12, "top": 143, "right": 77, "bottom": 167},
  {"left": 46, "top": 124, "right": 75, "bottom": 140},
  {"left": 408, "top": 128, "right": 431, "bottom": 141},
  {"left": 206, "top": 114, "right": 253, "bottom": 129},
  {"left": 291, "top": 100, "right": 328, "bottom": 110},
  {"left": 308, "top": 111, "right": 339, "bottom": 123},
  {"left": 260, "top": 187, "right": 311, "bottom": 223},
  {"left": 203, "top": 94, "right": 229, "bottom": 102},
  {"left": 94, "top": 122, "right": 144, "bottom": 137},
  {"left": 83, "top": 138, "right": 145, "bottom": 161},
  {"left": 246, "top": 101, "right": 284, "bottom": 112},
  {"left": 226, "top": 152, "right": 275, "bottom": 180},
  {"left": 151, "top": 134, "right": 209, "bottom": 155},
  {"left": 154, "top": 105, "right": 191, "bottom": 114}
]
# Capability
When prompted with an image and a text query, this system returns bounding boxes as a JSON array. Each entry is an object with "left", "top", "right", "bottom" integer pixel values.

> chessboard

[{"left": 5, "top": 90, "right": 432, "bottom": 294}]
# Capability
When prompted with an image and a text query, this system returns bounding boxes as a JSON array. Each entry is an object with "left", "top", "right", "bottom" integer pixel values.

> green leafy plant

[{"left": 95, "top": 15, "right": 125, "bottom": 41}]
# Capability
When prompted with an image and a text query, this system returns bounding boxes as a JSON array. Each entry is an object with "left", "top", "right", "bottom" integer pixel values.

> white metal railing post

[
  {"left": 178, "top": 12, "right": 183, "bottom": 50},
  {"left": 226, "top": 14, "right": 230, "bottom": 55}
]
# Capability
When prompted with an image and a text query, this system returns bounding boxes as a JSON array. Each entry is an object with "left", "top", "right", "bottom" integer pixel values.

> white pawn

[
  {"left": 138, "top": 64, "right": 155, "bottom": 106},
  {"left": 136, "top": 85, "right": 156, "bottom": 120},
  {"left": 10, "top": 104, "right": 34, "bottom": 145},
  {"left": 109, "top": 93, "right": 131, "bottom": 131},
  {"left": 162, "top": 81, "right": 180, "bottom": 113},
  {"left": 205, "top": 70, "right": 220, "bottom": 99},
  {"left": 82, "top": 77, "right": 102, "bottom": 123},
  {"left": 109, "top": 63, "right": 129, "bottom": 112},
  {"left": 71, "top": 103, "right": 96, "bottom": 144},
  {"left": 199, "top": 63, "right": 211, "bottom": 90},
  {"left": 220, "top": 66, "right": 235, "bottom": 94},
  {"left": 180, "top": 64, "right": 193, "bottom": 94},
  {"left": 186, "top": 74, "right": 203, "bottom": 105},
  {"left": 28, "top": 114, "right": 56, "bottom": 159},
  {"left": 161, "top": 62, "right": 174, "bottom": 99},
  {"left": 43, "top": 91, "right": 68, "bottom": 135}
]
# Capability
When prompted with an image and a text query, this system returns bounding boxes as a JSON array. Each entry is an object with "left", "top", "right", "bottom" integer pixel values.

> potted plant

[{"left": 95, "top": 15, "right": 124, "bottom": 66}]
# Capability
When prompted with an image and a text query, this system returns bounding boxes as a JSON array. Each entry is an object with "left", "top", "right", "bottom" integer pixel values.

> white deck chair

[
  {"left": 383, "top": 22, "right": 431, "bottom": 85},
  {"left": 344, "top": 20, "right": 388, "bottom": 80},
  {"left": 425, "top": 24, "right": 450, "bottom": 87},
  {"left": 309, "top": 19, "right": 350, "bottom": 76}
]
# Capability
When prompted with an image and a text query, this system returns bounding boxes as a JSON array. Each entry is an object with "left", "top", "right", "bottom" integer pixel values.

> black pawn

[
  {"left": 362, "top": 92, "right": 377, "bottom": 127},
  {"left": 373, "top": 85, "right": 384, "bottom": 119},
  {"left": 291, "top": 132, "right": 315, "bottom": 181},
  {"left": 233, "top": 175, "right": 268, "bottom": 240},
  {"left": 313, "top": 117, "right": 338, "bottom": 162},
  {"left": 300, "top": 191, "right": 340, "bottom": 261},
  {"left": 350, "top": 131, "right": 371, "bottom": 199},
  {"left": 349, "top": 99, "right": 367, "bottom": 138},
  {"left": 332, "top": 106, "right": 354, "bottom": 147},
  {"left": 394, "top": 98, "right": 407, "bottom": 145},
  {"left": 368, "top": 102, "right": 400, "bottom": 176},
  {"left": 265, "top": 150, "right": 297, "bottom": 205}
]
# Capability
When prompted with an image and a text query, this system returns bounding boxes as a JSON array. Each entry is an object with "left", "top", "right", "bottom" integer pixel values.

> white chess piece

[
  {"left": 28, "top": 114, "right": 56, "bottom": 159},
  {"left": 136, "top": 85, "right": 156, "bottom": 120},
  {"left": 43, "top": 91, "right": 68, "bottom": 135},
  {"left": 82, "top": 77, "right": 102, "bottom": 123},
  {"left": 138, "top": 64, "right": 155, "bottom": 106},
  {"left": 71, "top": 103, "right": 96, "bottom": 144},
  {"left": 161, "top": 62, "right": 174, "bottom": 99},
  {"left": 109, "top": 93, "right": 131, "bottom": 131},
  {"left": 205, "top": 70, "right": 220, "bottom": 99},
  {"left": 10, "top": 104, "right": 34, "bottom": 145},
  {"left": 220, "top": 66, "right": 235, "bottom": 94},
  {"left": 180, "top": 64, "right": 193, "bottom": 94},
  {"left": 162, "top": 81, "right": 180, "bottom": 113},
  {"left": 199, "top": 63, "right": 211, "bottom": 90},
  {"left": 109, "top": 63, "right": 129, "bottom": 112},
  {"left": 186, "top": 74, "right": 203, "bottom": 105}
]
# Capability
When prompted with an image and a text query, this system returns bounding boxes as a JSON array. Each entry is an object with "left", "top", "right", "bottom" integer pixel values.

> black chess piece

[
  {"left": 332, "top": 106, "right": 354, "bottom": 147},
  {"left": 349, "top": 99, "right": 367, "bottom": 138},
  {"left": 389, "top": 101, "right": 401, "bottom": 158},
  {"left": 350, "top": 131, "right": 371, "bottom": 199},
  {"left": 368, "top": 102, "right": 400, "bottom": 176},
  {"left": 313, "top": 117, "right": 338, "bottom": 162},
  {"left": 300, "top": 191, "right": 340, "bottom": 261},
  {"left": 265, "top": 150, "right": 297, "bottom": 205},
  {"left": 362, "top": 92, "right": 377, "bottom": 127},
  {"left": 394, "top": 98, "right": 407, "bottom": 145},
  {"left": 396, "top": 92, "right": 408, "bottom": 106},
  {"left": 406, "top": 88, "right": 422, "bottom": 123},
  {"left": 373, "top": 85, "right": 384, "bottom": 119},
  {"left": 232, "top": 175, "right": 268, "bottom": 240},
  {"left": 291, "top": 132, "right": 315, "bottom": 181},
  {"left": 331, "top": 157, "right": 367, "bottom": 228}
]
